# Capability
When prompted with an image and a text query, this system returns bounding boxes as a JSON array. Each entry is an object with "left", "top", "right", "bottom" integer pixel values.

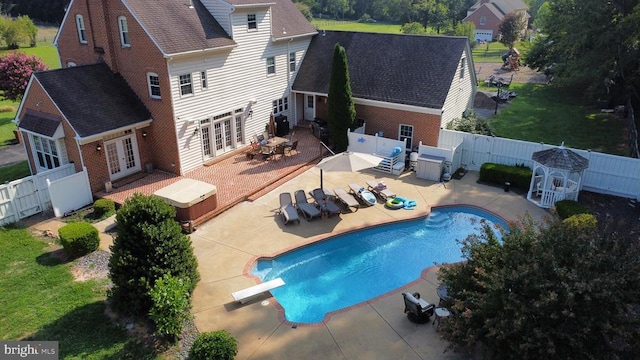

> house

[
  {"left": 292, "top": 31, "right": 477, "bottom": 152},
  {"left": 15, "top": 0, "right": 476, "bottom": 195},
  {"left": 464, "top": 0, "right": 529, "bottom": 42}
]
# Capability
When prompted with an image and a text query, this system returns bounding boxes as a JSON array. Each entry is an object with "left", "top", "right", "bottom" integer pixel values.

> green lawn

[
  {"left": 312, "top": 19, "right": 402, "bottom": 34},
  {"left": 0, "top": 226, "right": 155, "bottom": 359},
  {"left": 472, "top": 41, "right": 530, "bottom": 63},
  {"left": 0, "top": 161, "right": 31, "bottom": 183},
  {"left": 489, "top": 83, "right": 628, "bottom": 155}
]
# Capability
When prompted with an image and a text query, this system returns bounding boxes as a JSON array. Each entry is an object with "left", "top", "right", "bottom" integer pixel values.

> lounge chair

[
  {"left": 333, "top": 187, "right": 360, "bottom": 212},
  {"left": 294, "top": 190, "right": 321, "bottom": 220},
  {"left": 309, "top": 188, "right": 341, "bottom": 216},
  {"left": 277, "top": 192, "right": 299, "bottom": 225},
  {"left": 402, "top": 292, "right": 435, "bottom": 324},
  {"left": 366, "top": 180, "right": 396, "bottom": 201},
  {"left": 348, "top": 183, "right": 377, "bottom": 206}
]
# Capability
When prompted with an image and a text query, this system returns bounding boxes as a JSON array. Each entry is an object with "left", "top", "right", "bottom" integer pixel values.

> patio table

[{"left": 265, "top": 136, "right": 288, "bottom": 150}]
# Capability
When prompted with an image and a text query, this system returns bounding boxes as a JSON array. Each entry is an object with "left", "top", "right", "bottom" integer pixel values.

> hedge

[
  {"left": 58, "top": 222, "right": 99, "bottom": 258},
  {"left": 479, "top": 163, "right": 532, "bottom": 191},
  {"left": 93, "top": 198, "right": 115, "bottom": 218},
  {"left": 555, "top": 200, "right": 590, "bottom": 220}
]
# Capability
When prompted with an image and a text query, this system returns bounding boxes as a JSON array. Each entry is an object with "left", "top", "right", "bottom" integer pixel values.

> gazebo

[{"left": 527, "top": 143, "right": 589, "bottom": 208}]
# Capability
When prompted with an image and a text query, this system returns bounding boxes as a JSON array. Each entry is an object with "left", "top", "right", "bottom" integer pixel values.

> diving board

[{"left": 232, "top": 278, "right": 285, "bottom": 304}]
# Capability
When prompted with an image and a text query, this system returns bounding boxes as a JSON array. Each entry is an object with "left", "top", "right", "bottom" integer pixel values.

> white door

[
  {"left": 213, "top": 119, "right": 234, "bottom": 156},
  {"left": 304, "top": 95, "right": 315, "bottom": 120},
  {"left": 105, "top": 135, "right": 141, "bottom": 180}
]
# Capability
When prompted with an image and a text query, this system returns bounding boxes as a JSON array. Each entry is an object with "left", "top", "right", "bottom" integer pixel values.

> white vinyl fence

[
  {"left": 0, "top": 164, "right": 92, "bottom": 226},
  {"left": 435, "top": 129, "right": 640, "bottom": 200}
]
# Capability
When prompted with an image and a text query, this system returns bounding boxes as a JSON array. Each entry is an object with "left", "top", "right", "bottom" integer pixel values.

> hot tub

[{"left": 154, "top": 179, "right": 217, "bottom": 225}]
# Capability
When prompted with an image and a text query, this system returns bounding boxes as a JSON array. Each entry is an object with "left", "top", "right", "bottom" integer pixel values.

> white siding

[
  {"left": 168, "top": 7, "right": 311, "bottom": 172},
  {"left": 441, "top": 48, "right": 476, "bottom": 128},
  {"left": 201, "top": 0, "right": 233, "bottom": 35}
]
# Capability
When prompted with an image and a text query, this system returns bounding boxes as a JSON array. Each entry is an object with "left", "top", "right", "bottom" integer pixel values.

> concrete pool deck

[{"left": 190, "top": 168, "right": 551, "bottom": 360}]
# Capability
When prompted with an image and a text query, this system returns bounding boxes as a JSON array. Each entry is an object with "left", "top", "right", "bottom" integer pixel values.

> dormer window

[
  {"left": 76, "top": 15, "right": 87, "bottom": 44},
  {"left": 118, "top": 16, "right": 130, "bottom": 47},
  {"left": 247, "top": 14, "right": 257, "bottom": 30}
]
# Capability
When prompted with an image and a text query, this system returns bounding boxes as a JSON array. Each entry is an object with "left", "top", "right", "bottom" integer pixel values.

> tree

[
  {"left": 401, "top": 21, "right": 427, "bottom": 35},
  {"left": 498, "top": 12, "right": 526, "bottom": 48},
  {"left": 108, "top": 194, "right": 200, "bottom": 316},
  {"left": 148, "top": 273, "right": 192, "bottom": 342},
  {"left": 326, "top": 43, "right": 356, "bottom": 152},
  {"left": 295, "top": 2, "right": 313, "bottom": 21},
  {"left": 438, "top": 215, "right": 640, "bottom": 359},
  {"left": 0, "top": 52, "right": 47, "bottom": 101},
  {"left": 15, "top": 16, "right": 37, "bottom": 47}
]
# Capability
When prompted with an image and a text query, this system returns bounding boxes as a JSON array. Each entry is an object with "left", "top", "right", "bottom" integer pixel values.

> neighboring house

[
  {"left": 15, "top": 0, "right": 476, "bottom": 195},
  {"left": 464, "top": 0, "right": 529, "bottom": 42},
  {"left": 292, "top": 31, "right": 477, "bottom": 152}
]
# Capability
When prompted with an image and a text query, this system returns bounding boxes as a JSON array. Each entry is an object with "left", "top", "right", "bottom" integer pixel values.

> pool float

[
  {"left": 386, "top": 196, "right": 406, "bottom": 210},
  {"left": 403, "top": 199, "right": 417, "bottom": 210}
]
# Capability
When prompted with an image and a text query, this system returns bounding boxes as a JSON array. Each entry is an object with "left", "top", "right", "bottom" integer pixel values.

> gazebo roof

[{"left": 532, "top": 144, "right": 589, "bottom": 171}]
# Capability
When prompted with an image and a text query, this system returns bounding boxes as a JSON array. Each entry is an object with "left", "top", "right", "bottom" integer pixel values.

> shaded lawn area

[
  {"left": 0, "top": 226, "right": 153, "bottom": 359},
  {"left": 490, "top": 83, "right": 629, "bottom": 156},
  {"left": 0, "top": 104, "right": 19, "bottom": 146},
  {"left": 472, "top": 41, "right": 530, "bottom": 63},
  {"left": 0, "top": 161, "right": 31, "bottom": 183}
]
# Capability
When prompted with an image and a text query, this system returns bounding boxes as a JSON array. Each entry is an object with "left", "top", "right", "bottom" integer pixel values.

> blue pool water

[{"left": 251, "top": 206, "right": 506, "bottom": 324}]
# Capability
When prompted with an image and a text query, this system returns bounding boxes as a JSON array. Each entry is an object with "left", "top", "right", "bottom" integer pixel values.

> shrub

[
  {"left": 108, "top": 194, "right": 199, "bottom": 316},
  {"left": 555, "top": 200, "right": 589, "bottom": 219},
  {"left": 562, "top": 213, "right": 597, "bottom": 231},
  {"left": 446, "top": 111, "right": 493, "bottom": 135},
  {"left": 189, "top": 330, "right": 238, "bottom": 360},
  {"left": 0, "top": 105, "right": 16, "bottom": 112},
  {"left": 93, "top": 198, "right": 115, "bottom": 218},
  {"left": 148, "top": 274, "right": 192, "bottom": 342},
  {"left": 479, "top": 163, "right": 532, "bottom": 190},
  {"left": 58, "top": 222, "right": 99, "bottom": 258}
]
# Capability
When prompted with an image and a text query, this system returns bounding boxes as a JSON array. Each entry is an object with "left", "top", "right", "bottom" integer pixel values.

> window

[
  {"left": 76, "top": 15, "right": 87, "bottom": 44},
  {"left": 479, "top": 16, "right": 486, "bottom": 26},
  {"left": 266, "top": 57, "right": 275, "bottom": 75},
  {"left": 272, "top": 97, "right": 288, "bottom": 114},
  {"left": 459, "top": 58, "right": 466, "bottom": 79},
  {"left": 399, "top": 124, "right": 414, "bottom": 151},
  {"left": 235, "top": 108, "right": 244, "bottom": 144},
  {"left": 118, "top": 16, "right": 130, "bottom": 47},
  {"left": 147, "top": 73, "right": 161, "bottom": 99},
  {"left": 247, "top": 14, "right": 257, "bottom": 30},
  {"left": 289, "top": 52, "right": 296, "bottom": 72},
  {"left": 307, "top": 95, "right": 314, "bottom": 108},
  {"left": 201, "top": 71, "right": 208, "bottom": 90},
  {"left": 179, "top": 74, "right": 193, "bottom": 96},
  {"left": 31, "top": 135, "right": 64, "bottom": 170}
]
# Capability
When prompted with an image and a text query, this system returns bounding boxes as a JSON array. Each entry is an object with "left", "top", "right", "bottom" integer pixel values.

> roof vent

[
  {"left": 322, "top": 30, "right": 326, "bottom": 37},
  {"left": 188, "top": 0, "right": 194, "bottom": 9}
]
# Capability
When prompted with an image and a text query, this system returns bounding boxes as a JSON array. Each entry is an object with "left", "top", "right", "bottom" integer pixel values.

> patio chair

[
  {"left": 277, "top": 192, "right": 299, "bottom": 225},
  {"left": 273, "top": 144, "right": 286, "bottom": 161},
  {"left": 310, "top": 188, "right": 341, "bottom": 216},
  {"left": 402, "top": 292, "right": 435, "bottom": 324},
  {"left": 284, "top": 140, "right": 298, "bottom": 156},
  {"left": 261, "top": 146, "right": 273, "bottom": 161},
  {"left": 333, "top": 187, "right": 360, "bottom": 212},
  {"left": 294, "top": 190, "right": 321, "bottom": 220},
  {"left": 366, "top": 180, "right": 396, "bottom": 201},
  {"left": 348, "top": 183, "right": 376, "bottom": 206}
]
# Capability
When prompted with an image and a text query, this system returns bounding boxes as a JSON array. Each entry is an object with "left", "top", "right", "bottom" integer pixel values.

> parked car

[{"left": 310, "top": 118, "right": 330, "bottom": 142}]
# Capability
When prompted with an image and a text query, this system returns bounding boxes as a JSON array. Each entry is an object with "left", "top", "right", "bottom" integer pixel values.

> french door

[
  {"left": 201, "top": 113, "right": 244, "bottom": 159},
  {"left": 105, "top": 134, "right": 141, "bottom": 180}
]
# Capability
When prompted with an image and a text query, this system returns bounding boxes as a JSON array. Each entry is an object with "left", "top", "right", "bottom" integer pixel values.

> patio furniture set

[
  {"left": 276, "top": 180, "right": 398, "bottom": 225},
  {"left": 402, "top": 283, "right": 451, "bottom": 329},
  {"left": 246, "top": 133, "right": 298, "bottom": 161}
]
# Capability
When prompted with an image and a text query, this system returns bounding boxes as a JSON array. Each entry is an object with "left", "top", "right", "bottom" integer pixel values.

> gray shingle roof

[
  {"left": 33, "top": 63, "right": 151, "bottom": 138},
  {"left": 123, "top": 0, "right": 235, "bottom": 56},
  {"left": 19, "top": 110, "right": 61, "bottom": 137},
  {"left": 271, "top": 0, "right": 317, "bottom": 40},
  {"left": 532, "top": 146, "right": 589, "bottom": 171},
  {"left": 292, "top": 31, "right": 468, "bottom": 109}
]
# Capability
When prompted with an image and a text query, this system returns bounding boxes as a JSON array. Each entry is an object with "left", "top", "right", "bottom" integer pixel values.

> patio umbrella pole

[{"left": 320, "top": 169, "right": 323, "bottom": 190}]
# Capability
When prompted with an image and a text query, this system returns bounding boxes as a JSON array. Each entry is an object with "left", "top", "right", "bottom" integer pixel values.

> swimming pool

[{"left": 251, "top": 206, "right": 506, "bottom": 324}]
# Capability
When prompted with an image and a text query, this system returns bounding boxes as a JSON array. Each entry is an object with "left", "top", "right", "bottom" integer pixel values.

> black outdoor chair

[{"left": 402, "top": 292, "right": 435, "bottom": 324}]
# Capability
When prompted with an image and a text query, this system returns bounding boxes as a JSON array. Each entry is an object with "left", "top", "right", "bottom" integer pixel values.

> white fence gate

[
  {"left": 0, "top": 164, "right": 92, "bottom": 226},
  {"left": 437, "top": 129, "right": 640, "bottom": 200}
]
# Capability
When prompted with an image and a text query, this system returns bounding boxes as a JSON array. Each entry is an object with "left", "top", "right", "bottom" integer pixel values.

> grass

[
  {"left": 0, "top": 226, "right": 154, "bottom": 359},
  {"left": 472, "top": 41, "right": 530, "bottom": 63},
  {"left": 312, "top": 19, "right": 402, "bottom": 34},
  {"left": 489, "top": 83, "right": 629, "bottom": 155},
  {"left": 0, "top": 161, "right": 31, "bottom": 183}
]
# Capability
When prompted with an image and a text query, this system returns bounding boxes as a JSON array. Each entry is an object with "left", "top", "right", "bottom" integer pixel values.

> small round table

[{"left": 433, "top": 307, "right": 451, "bottom": 329}]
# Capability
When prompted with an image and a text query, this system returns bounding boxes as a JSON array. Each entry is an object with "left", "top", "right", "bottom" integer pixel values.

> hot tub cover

[{"left": 154, "top": 179, "right": 217, "bottom": 208}]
